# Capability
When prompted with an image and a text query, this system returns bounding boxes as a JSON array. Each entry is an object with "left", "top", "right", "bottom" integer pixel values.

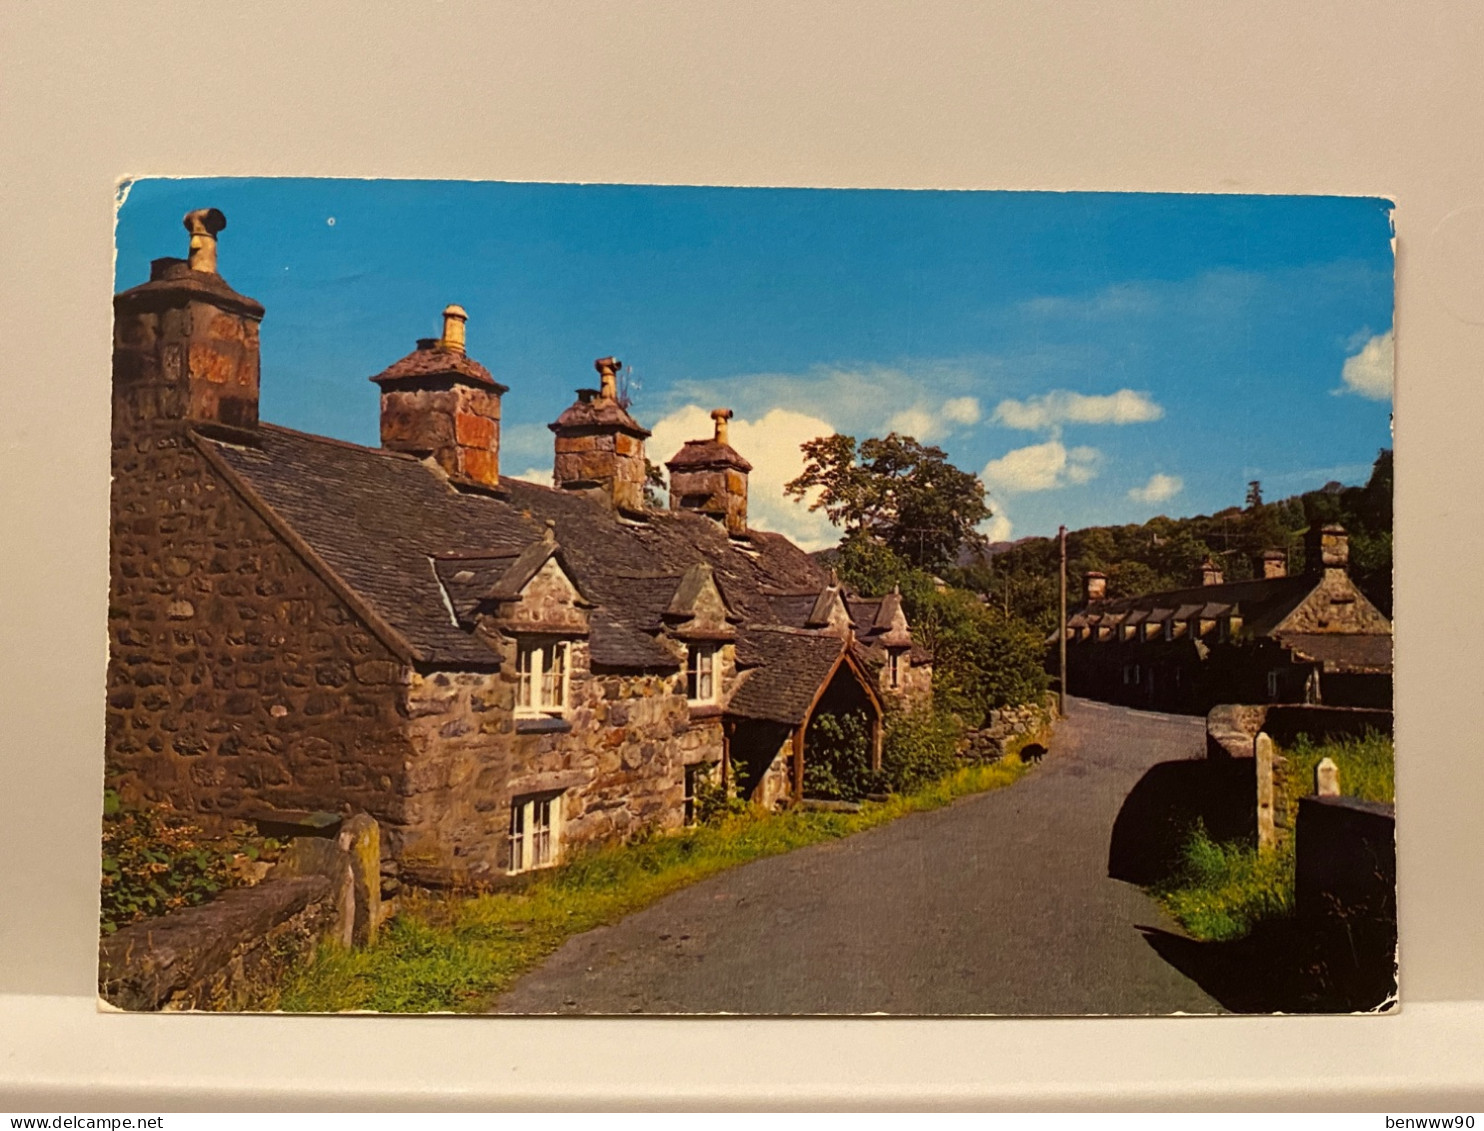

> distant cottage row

[
  {"left": 1063, "top": 532, "right": 1391, "bottom": 715},
  {"left": 107, "top": 209, "right": 930, "bottom": 888}
]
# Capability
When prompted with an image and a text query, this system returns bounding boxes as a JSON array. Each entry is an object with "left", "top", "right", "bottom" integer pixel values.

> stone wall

[
  {"left": 1295, "top": 794, "right": 1397, "bottom": 922},
  {"left": 99, "top": 822, "right": 383, "bottom": 1011},
  {"left": 99, "top": 874, "right": 335, "bottom": 1011},
  {"left": 107, "top": 403, "right": 415, "bottom": 834},
  {"left": 1206, "top": 702, "right": 1393, "bottom": 759},
  {"left": 959, "top": 694, "right": 1057, "bottom": 761},
  {"left": 395, "top": 638, "right": 725, "bottom": 886}
]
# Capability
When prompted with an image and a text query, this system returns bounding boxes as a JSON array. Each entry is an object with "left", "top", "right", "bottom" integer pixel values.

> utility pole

[{"left": 1058, "top": 524, "right": 1068, "bottom": 717}]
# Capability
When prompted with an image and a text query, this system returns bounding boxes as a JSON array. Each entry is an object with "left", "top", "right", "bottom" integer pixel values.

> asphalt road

[{"left": 493, "top": 697, "right": 1223, "bottom": 1015}]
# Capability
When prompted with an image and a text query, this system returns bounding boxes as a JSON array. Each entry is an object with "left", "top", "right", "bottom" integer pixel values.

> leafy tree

[
  {"left": 910, "top": 587, "right": 1049, "bottom": 726},
  {"left": 785, "top": 432, "right": 992, "bottom": 572}
]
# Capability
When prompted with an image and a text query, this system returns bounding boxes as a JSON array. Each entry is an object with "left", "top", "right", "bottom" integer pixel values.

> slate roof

[
  {"left": 1071, "top": 572, "right": 1391, "bottom": 671},
  {"left": 1281, "top": 633, "right": 1393, "bottom": 674},
  {"left": 370, "top": 342, "right": 507, "bottom": 392},
  {"left": 726, "top": 629, "right": 849, "bottom": 724},
  {"left": 199, "top": 423, "right": 834, "bottom": 677},
  {"left": 549, "top": 394, "right": 650, "bottom": 437},
  {"left": 665, "top": 438, "right": 752, "bottom": 471},
  {"left": 1077, "top": 575, "right": 1319, "bottom": 637}
]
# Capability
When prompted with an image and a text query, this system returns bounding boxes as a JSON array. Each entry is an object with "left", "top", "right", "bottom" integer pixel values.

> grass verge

[
  {"left": 269, "top": 754, "right": 1035, "bottom": 1013},
  {"left": 1151, "top": 732, "right": 1394, "bottom": 942}
]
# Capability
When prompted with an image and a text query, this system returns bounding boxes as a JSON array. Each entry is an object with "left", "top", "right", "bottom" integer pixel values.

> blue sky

[{"left": 115, "top": 179, "right": 1394, "bottom": 549}]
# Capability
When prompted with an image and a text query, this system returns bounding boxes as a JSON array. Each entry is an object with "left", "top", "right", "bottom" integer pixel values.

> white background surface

[{"left": 1, "top": 0, "right": 1481, "bottom": 1109}]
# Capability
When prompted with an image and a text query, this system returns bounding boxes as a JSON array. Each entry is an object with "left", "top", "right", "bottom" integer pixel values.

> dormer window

[
  {"left": 686, "top": 643, "right": 719, "bottom": 704},
  {"left": 516, "top": 638, "right": 569, "bottom": 716}
]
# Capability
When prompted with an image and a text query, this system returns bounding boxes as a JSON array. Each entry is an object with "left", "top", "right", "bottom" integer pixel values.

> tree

[{"left": 785, "top": 432, "right": 993, "bottom": 571}]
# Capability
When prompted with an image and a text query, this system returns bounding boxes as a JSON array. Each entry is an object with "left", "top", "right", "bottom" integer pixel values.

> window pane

[
  {"left": 548, "top": 643, "right": 565, "bottom": 708},
  {"left": 517, "top": 646, "right": 533, "bottom": 709},
  {"left": 509, "top": 801, "right": 526, "bottom": 872}
]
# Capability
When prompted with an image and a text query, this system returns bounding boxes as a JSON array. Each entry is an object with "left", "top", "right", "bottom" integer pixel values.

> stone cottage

[
  {"left": 1063, "top": 530, "right": 1392, "bottom": 714},
  {"left": 106, "top": 209, "right": 932, "bottom": 888}
]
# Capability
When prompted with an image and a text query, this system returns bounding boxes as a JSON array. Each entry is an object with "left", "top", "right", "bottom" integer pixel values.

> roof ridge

[{"left": 255, "top": 421, "right": 422, "bottom": 461}]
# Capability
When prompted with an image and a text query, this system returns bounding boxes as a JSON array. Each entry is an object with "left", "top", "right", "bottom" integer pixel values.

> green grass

[
  {"left": 269, "top": 755, "right": 1035, "bottom": 1013},
  {"left": 1151, "top": 732, "right": 1394, "bottom": 942},
  {"left": 1153, "top": 821, "right": 1295, "bottom": 941}
]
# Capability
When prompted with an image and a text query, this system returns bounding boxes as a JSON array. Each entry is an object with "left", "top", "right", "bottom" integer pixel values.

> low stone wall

[
  {"left": 1206, "top": 703, "right": 1392, "bottom": 759},
  {"left": 960, "top": 695, "right": 1057, "bottom": 762},
  {"left": 99, "top": 874, "right": 335, "bottom": 1011},
  {"left": 1295, "top": 794, "right": 1397, "bottom": 922},
  {"left": 98, "top": 816, "right": 383, "bottom": 1011}
]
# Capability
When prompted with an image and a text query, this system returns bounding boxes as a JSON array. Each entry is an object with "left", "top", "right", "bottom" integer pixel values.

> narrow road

[{"left": 494, "top": 698, "right": 1222, "bottom": 1015}]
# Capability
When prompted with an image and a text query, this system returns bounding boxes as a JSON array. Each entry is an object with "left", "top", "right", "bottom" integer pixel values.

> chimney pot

[
  {"left": 440, "top": 304, "right": 468, "bottom": 354},
  {"left": 1084, "top": 571, "right": 1108, "bottom": 602},
  {"left": 711, "top": 408, "right": 734, "bottom": 445},
  {"left": 183, "top": 208, "right": 227, "bottom": 273},
  {"left": 595, "top": 357, "right": 621, "bottom": 401}
]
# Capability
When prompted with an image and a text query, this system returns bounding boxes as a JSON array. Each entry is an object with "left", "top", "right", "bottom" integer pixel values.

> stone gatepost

[
  {"left": 1315, "top": 756, "right": 1341, "bottom": 797},
  {"left": 1252, "top": 727, "right": 1288, "bottom": 848},
  {"left": 337, "top": 813, "right": 383, "bottom": 945}
]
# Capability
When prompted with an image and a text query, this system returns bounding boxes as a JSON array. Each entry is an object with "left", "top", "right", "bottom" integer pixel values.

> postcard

[{"left": 98, "top": 179, "right": 1395, "bottom": 1014}]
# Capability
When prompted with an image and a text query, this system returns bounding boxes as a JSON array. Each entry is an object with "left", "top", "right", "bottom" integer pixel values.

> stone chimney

[
  {"left": 1258, "top": 548, "right": 1288, "bottom": 579},
  {"left": 1083, "top": 571, "right": 1107, "bottom": 602},
  {"left": 370, "top": 305, "right": 507, "bottom": 489},
  {"left": 665, "top": 408, "right": 753, "bottom": 536},
  {"left": 1200, "top": 557, "right": 1225, "bottom": 587},
  {"left": 549, "top": 357, "right": 651, "bottom": 515},
  {"left": 112, "top": 208, "right": 265, "bottom": 436},
  {"left": 1304, "top": 523, "right": 1350, "bottom": 574}
]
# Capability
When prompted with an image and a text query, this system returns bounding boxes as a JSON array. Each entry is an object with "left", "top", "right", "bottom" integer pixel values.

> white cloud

[
  {"left": 1128, "top": 472, "right": 1183, "bottom": 504},
  {"left": 662, "top": 360, "right": 992, "bottom": 441},
  {"left": 887, "top": 406, "right": 937, "bottom": 440},
  {"left": 942, "top": 396, "right": 982, "bottom": 425},
  {"left": 993, "top": 389, "right": 1164, "bottom": 432},
  {"left": 886, "top": 394, "right": 982, "bottom": 442},
  {"left": 980, "top": 441, "right": 1101, "bottom": 494},
  {"left": 511, "top": 467, "right": 552, "bottom": 486},
  {"left": 977, "top": 510, "right": 1014, "bottom": 544},
  {"left": 1337, "top": 329, "right": 1393, "bottom": 400},
  {"left": 648, "top": 404, "right": 840, "bottom": 550}
]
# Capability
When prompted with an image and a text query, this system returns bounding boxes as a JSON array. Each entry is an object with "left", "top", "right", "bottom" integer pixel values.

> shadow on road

[
  {"left": 1107, "top": 757, "right": 1256, "bottom": 885},
  {"left": 1138, "top": 917, "right": 1397, "bottom": 1013}
]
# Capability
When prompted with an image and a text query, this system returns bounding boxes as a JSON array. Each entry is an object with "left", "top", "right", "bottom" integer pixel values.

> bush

[
  {"left": 879, "top": 705, "right": 962, "bottom": 795},
  {"left": 801, "top": 709, "right": 880, "bottom": 801},
  {"left": 909, "top": 588, "right": 1049, "bottom": 728},
  {"left": 99, "top": 790, "right": 275, "bottom": 934},
  {"left": 692, "top": 763, "right": 748, "bottom": 825}
]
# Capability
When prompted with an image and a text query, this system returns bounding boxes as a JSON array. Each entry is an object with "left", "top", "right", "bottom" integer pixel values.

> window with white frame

[
  {"left": 686, "top": 643, "right": 719, "bottom": 704},
  {"left": 516, "top": 638, "right": 569, "bottom": 716},
  {"left": 508, "top": 791, "right": 561, "bottom": 873},
  {"left": 1267, "top": 669, "right": 1281, "bottom": 700},
  {"left": 887, "top": 649, "right": 903, "bottom": 690}
]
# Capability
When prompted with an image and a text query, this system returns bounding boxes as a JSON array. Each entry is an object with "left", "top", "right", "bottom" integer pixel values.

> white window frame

[
  {"left": 516, "top": 638, "right": 570, "bottom": 718},
  {"left": 508, "top": 791, "right": 562, "bottom": 873},
  {"left": 1267, "top": 669, "right": 1281, "bottom": 700},
  {"left": 887, "top": 648, "right": 903, "bottom": 690},
  {"left": 686, "top": 643, "right": 720, "bottom": 705}
]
